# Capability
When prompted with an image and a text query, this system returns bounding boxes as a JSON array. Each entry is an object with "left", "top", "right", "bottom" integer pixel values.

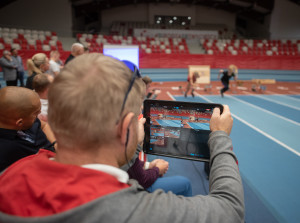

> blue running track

[
  {"left": 171, "top": 93, "right": 300, "bottom": 223},
  {"left": 156, "top": 119, "right": 182, "bottom": 127},
  {"left": 187, "top": 122, "right": 210, "bottom": 130}
]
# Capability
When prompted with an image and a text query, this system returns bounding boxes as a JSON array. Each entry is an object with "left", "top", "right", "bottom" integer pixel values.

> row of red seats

[
  {"left": 0, "top": 39, "right": 63, "bottom": 51},
  {"left": 77, "top": 34, "right": 189, "bottom": 54}
]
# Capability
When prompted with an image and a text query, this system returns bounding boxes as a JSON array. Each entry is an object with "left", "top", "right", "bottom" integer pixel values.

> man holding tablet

[{"left": 0, "top": 54, "right": 244, "bottom": 223}]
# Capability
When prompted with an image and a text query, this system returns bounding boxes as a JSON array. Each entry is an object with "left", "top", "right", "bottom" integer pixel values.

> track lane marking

[
  {"left": 226, "top": 95, "right": 300, "bottom": 126},
  {"left": 194, "top": 92, "right": 300, "bottom": 157}
]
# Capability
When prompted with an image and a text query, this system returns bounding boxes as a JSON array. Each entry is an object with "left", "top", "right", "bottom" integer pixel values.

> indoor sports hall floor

[
  {"left": 142, "top": 68, "right": 300, "bottom": 223},
  {"left": 1, "top": 68, "right": 299, "bottom": 223}
]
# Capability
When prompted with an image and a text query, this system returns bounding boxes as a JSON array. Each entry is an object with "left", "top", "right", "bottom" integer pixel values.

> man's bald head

[{"left": 0, "top": 87, "right": 41, "bottom": 129}]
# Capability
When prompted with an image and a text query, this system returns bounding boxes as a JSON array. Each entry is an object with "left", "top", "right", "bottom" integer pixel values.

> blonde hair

[
  {"left": 32, "top": 53, "right": 47, "bottom": 68},
  {"left": 48, "top": 53, "right": 145, "bottom": 148},
  {"left": 26, "top": 59, "right": 41, "bottom": 76},
  {"left": 50, "top": 50, "right": 59, "bottom": 58},
  {"left": 228, "top": 64, "right": 238, "bottom": 75}
]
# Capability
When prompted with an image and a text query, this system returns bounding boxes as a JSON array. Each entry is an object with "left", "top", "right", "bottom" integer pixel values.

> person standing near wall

[
  {"left": 11, "top": 48, "right": 25, "bottom": 87},
  {"left": 0, "top": 50, "right": 17, "bottom": 87}
]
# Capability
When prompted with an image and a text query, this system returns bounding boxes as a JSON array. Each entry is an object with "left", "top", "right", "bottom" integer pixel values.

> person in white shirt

[
  {"left": 32, "top": 73, "right": 53, "bottom": 122},
  {"left": 48, "top": 51, "right": 62, "bottom": 77}
]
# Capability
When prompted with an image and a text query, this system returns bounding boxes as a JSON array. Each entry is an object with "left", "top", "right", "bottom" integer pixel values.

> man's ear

[
  {"left": 118, "top": 112, "right": 135, "bottom": 146},
  {"left": 15, "top": 118, "right": 23, "bottom": 128}
]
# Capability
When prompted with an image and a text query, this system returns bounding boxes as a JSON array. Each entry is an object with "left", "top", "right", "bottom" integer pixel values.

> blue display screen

[{"left": 103, "top": 45, "right": 139, "bottom": 68}]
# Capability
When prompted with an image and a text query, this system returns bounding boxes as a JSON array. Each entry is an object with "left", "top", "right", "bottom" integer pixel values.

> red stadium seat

[
  {"left": 36, "top": 44, "right": 42, "bottom": 50},
  {"left": 28, "top": 45, "right": 35, "bottom": 50}
]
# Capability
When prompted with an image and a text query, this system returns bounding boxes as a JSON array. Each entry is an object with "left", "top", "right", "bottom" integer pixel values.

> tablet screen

[{"left": 143, "top": 100, "right": 223, "bottom": 162}]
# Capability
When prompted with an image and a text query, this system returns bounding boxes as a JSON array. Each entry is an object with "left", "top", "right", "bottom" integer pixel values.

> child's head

[
  {"left": 142, "top": 76, "right": 152, "bottom": 89},
  {"left": 33, "top": 73, "right": 52, "bottom": 96}
]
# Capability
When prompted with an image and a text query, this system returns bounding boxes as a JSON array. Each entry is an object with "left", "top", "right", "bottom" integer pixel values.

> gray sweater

[
  {"left": 0, "top": 131, "right": 244, "bottom": 223},
  {"left": 0, "top": 57, "right": 17, "bottom": 81}
]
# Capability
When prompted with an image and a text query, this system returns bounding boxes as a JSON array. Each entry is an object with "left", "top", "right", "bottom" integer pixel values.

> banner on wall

[
  {"left": 134, "top": 28, "right": 218, "bottom": 39},
  {"left": 188, "top": 65, "right": 211, "bottom": 84}
]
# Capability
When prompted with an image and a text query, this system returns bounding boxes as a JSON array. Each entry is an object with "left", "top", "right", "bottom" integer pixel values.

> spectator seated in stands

[
  {"left": 0, "top": 86, "right": 56, "bottom": 172},
  {"left": 25, "top": 53, "right": 50, "bottom": 90},
  {"left": 120, "top": 62, "right": 191, "bottom": 196},
  {"left": 84, "top": 46, "right": 90, "bottom": 54},
  {"left": 65, "top": 43, "right": 84, "bottom": 64},
  {"left": 26, "top": 59, "right": 41, "bottom": 77},
  {"left": 48, "top": 50, "right": 62, "bottom": 77},
  {"left": 124, "top": 140, "right": 192, "bottom": 196},
  {"left": 33, "top": 73, "right": 53, "bottom": 122},
  {"left": 0, "top": 54, "right": 244, "bottom": 223}
]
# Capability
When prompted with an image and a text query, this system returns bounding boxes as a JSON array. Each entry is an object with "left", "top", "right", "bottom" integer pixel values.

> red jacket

[{"left": 0, "top": 149, "right": 129, "bottom": 217}]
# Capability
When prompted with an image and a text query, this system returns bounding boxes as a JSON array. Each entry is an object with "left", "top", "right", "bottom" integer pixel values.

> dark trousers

[
  {"left": 221, "top": 81, "right": 229, "bottom": 94},
  {"left": 6, "top": 80, "right": 18, "bottom": 86},
  {"left": 17, "top": 71, "right": 25, "bottom": 87}
]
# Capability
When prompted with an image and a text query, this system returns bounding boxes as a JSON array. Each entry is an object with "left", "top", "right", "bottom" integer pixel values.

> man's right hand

[{"left": 210, "top": 105, "right": 233, "bottom": 136}]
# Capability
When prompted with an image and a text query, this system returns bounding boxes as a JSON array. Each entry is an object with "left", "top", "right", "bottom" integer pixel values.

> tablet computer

[{"left": 143, "top": 100, "right": 223, "bottom": 162}]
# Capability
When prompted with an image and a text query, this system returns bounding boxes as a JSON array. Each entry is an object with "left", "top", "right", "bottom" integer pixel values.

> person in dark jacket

[
  {"left": 65, "top": 43, "right": 84, "bottom": 64},
  {"left": 0, "top": 86, "right": 56, "bottom": 172}
]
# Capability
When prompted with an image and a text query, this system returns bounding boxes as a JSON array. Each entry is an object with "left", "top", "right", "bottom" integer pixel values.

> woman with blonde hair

[
  {"left": 25, "top": 53, "right": 50, "bottom": 89},
  {"left": 218, "top": 64, "right": 238, "bottom": 97},
  {"left": 26, "top": 59, "right": 40, "bottom": 76}
]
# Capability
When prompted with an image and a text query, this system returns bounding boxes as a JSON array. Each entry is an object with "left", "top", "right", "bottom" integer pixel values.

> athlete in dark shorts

[{"left": 218, "top": 65, "right": 238, "bottom": 97}]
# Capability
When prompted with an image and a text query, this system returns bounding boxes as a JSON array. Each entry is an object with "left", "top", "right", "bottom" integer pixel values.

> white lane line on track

[
  {"left": 194, "top": 93, "right": 300, "bottom": 157},
  {"left": 166, "top": 91, "right": 176, "bottom": 101},
  {"left": 227, "top": 95, "right": 300, "bottom": 126},
  {"left": 250, "top": 94, "right": 300, "bottom": 111},
  {"left": 258, "top": 93, "right": 300, "bottom": 102}
]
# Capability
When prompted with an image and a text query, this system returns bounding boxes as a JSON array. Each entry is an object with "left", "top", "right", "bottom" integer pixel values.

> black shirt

[
  {"left": 221, "top": 71, "right": 235, "bottom": 84},
  {"left": 25, "top": 71, "right": 38, "bottom": 90},
  {"left": 0, "top": 119, "right": 54, "bottom": 172},
  {"left": 65, "top": 54, "right": 75, "bottom": 65}
]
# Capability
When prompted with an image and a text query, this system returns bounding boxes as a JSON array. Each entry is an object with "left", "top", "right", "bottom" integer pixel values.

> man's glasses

[{"left": 117, "top": 61, "right": 142, "bottom": 122}]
